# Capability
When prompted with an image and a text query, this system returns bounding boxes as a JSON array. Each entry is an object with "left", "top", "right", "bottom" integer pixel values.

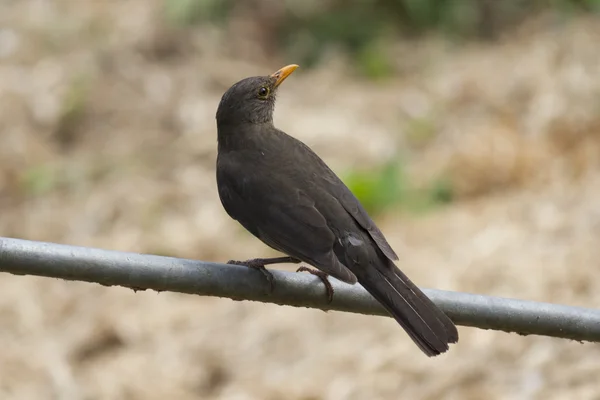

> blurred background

[{"left": 1, "top": 0, "right": 600, "bottom": 399}]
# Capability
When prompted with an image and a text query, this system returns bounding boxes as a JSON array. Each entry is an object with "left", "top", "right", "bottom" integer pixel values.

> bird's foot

[
  {"left": 296, "top": 267, "right": 334, "bottom": 303},
  {"left": 227, "top": 258, "right": 280, "bottom": 292}
]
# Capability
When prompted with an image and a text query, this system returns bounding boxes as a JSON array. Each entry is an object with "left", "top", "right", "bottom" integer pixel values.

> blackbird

[{"left": 215, "top": 65, "right": 458, "bottom": 356}]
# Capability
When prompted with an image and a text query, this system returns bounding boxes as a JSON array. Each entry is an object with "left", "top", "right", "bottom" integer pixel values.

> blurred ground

[{"left": 1, "top": 1, "right": 600, "bottom": 399}]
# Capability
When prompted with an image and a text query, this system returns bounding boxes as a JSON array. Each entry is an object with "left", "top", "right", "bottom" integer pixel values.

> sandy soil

[{"left": 1, "top": 2, "right": 600, "bottom": 399}]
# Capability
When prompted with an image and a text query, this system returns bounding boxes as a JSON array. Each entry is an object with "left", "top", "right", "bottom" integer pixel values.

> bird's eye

[{"left": 258, "top": 87, "right": 270, "bottom": 98}]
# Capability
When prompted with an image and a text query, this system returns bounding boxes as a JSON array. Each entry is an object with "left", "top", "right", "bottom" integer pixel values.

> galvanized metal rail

[{"left": 1, "top": 237, "right": 599, "bottom": 342}]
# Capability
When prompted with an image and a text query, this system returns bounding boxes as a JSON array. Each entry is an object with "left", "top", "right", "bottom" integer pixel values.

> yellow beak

[{"left": 271, "top": 64, "right": 299, "bottom": 88}]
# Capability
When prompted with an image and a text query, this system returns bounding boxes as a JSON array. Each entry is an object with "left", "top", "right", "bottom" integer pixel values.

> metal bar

[{"left": 1, "top": 236, "right": 599, "bottom": 342}]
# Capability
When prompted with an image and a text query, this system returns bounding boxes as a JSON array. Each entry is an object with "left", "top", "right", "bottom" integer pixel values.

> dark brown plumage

[{"left": 215, "top": 65, "right": 458, "bottom": 356}]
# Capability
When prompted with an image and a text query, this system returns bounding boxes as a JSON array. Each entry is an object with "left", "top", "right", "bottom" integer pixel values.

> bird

[{"left": 215, "top": 64, "right": 458, "bottom": 356}]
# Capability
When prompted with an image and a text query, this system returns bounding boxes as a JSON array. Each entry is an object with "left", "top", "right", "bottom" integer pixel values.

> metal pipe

[{"left": 1, "top": 237, "right": 599, "bottom": 342}]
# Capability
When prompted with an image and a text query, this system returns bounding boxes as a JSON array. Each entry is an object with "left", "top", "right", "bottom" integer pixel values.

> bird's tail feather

[{"left": 353, "top": 257, "right": 458, "bottom": 357}]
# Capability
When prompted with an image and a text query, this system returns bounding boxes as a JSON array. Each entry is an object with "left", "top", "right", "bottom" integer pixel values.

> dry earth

[{"left": 1, "top": 2, "right": 600, "bottom": 399}]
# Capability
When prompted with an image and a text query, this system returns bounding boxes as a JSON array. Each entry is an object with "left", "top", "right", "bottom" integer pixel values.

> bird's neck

[{"left": 217, "top": 122, "right": 275, "bottom": 153}]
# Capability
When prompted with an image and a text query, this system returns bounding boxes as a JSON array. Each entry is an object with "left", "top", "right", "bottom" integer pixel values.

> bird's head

[{"left": 216, "top": 64, "right": 298, "bottom": 127}]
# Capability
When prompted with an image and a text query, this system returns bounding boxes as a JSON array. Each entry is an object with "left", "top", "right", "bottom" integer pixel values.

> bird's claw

[
  {"left": 227, "top": 259, "right": 275, "bottom": 292},
  {"left": 296, "top": 266, "right": 334, "bottom": 303}
]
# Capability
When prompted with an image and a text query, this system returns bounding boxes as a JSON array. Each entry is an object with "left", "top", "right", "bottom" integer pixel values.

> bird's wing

[
  {"left": 334, "top": 186, "right": 399, "bottom": 260},
  {"left": 289, "top": 138, "right": 399, "bottom": 261},
  {"left": 311, "top": 162, "right": 399, "bottom": 261},
  {"left": 217, "top": 166, "right": 357, "bottom": 283}
]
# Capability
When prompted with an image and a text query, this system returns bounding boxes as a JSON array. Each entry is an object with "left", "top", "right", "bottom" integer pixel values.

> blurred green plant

[
  {"left": 18, "top": 160, "right": 116, "bottom": 198},
  {"left": 405, "top": 115, "right": 438, "bottom": 149},
  {"left": 164, "top": 0, "right": 234, "bottom": 26},
  {"left": 279, "top": 3, "right": 392, "bottom": 71},
  {"left": 19, "top": 165, "right": 60, "bottom": 197},
  {"left": 354, "top": 42, "right": 394, "bottom": 80},
  {"left": 54, "top": 76, "right": 90, "bottom": 149},
  {"left": 343, "top": 159, "right": 454, "bottom": 216},
  {"left": 162, "top": 0, "right": 600, "bottom": 77}
]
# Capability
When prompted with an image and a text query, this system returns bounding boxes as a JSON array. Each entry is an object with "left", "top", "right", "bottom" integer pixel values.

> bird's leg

[
  {"left": 227, "top": 256, "right": 301, "bottom": 292},
  {"left": 296, "top": 267, "right": 334, "bottom": 303},
  {"left": 227, "top": 256, "right": 301, "bottom": 267}
]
